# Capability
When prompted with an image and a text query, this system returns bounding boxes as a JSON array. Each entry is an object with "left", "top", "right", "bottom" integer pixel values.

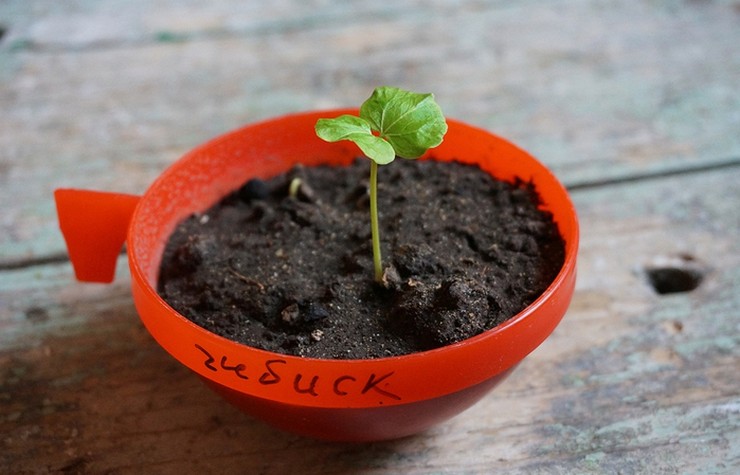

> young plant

[{"left": 315, "top": 86, "right": 448, "bottom": 283}]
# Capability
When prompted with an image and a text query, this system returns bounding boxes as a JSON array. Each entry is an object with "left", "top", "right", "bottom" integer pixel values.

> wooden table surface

[{"left": 1, "top": 1, "right": 738, "bottom": 473}]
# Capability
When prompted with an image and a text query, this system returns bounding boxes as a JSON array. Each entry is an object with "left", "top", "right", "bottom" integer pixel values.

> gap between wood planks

[
  {"left": 565, "top": 156, "right": 740, "bottom": 191},
  {"left": 1, "top": 156, "right": 739, "bottom": 272}
]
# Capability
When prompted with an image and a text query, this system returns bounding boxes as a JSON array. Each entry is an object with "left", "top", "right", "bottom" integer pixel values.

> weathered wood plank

[
  {"left": 1, "top": 0, "right": 739, "bottom": 262},
  {"left": 1, "top": 166, "right": 737, "bottom": 473}
]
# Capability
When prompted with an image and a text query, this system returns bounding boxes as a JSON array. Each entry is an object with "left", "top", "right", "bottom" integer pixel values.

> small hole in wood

[
  {"left": 0, "top": 26, "right": 7, "bottom": 42},
  {"left": 645, "top": 267, "right": 703, "bottom": 294},
  {"left": 25, "top": 306, "right": 49, "bottom": 323}
]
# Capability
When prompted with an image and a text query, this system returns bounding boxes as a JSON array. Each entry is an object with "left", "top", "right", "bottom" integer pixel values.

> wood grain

[
  {"left": 2, "top": 166, "right": 738, "bottom": 473},
  {"left": 1, "top": 0, "right": 739, "bottom": 263},
  {"left": 1, "top": 1, "right": 738, "bottom": 473}
]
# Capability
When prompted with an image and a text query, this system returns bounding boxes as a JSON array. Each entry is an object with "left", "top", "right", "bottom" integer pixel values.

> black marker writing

[
  {"left": 220, "top": 356, "right": 248, "bottom": 380},
  {"left": 293, "top": 374, "right": 319, "bottom": 397},
  {"left": 192, "top": 344, "right": 402, "bottom": 402},
  {"left": 259, "top": 359, "right": 287, "bottom": 385},
  {"left": 333, "top": 375, "right": 357, "bottom": 396},
  {"left": 362, "top": 372, "right": 401, "bottom": 401},
  {"left": 195, "top": 344, "right": 217, "bottom": 372}
]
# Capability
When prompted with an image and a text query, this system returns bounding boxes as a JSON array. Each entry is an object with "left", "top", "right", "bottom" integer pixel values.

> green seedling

[{"left": 315, "top": 86, "right": 448, "bottom": 283}]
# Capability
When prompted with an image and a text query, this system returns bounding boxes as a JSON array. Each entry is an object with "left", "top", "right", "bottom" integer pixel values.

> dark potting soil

[{"left": 158, "top": 158, "right": 565, "bottom": 359}]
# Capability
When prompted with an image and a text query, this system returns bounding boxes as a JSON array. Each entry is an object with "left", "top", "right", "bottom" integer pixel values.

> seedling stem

[{"left": 315, "top": 86, "right": 447, "bottom": 283}]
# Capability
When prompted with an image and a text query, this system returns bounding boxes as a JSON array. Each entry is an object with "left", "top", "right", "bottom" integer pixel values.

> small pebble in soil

[
  {"left": 158, "top": 158, "right": 566, "bottom": 359},
  {"left": 237, "top": 178, "right": 270, "bottom": 202}
]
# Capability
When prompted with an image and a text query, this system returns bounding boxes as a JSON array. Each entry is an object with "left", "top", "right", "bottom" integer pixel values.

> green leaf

[
  {"left": 315, "top": 115, "right": 396, "bottom": 165},
  {"left": 359, "top": 86, "right": 447, "bottom": 159},
  {"left": 313, "top": 87, "right": 448, "bottom": 283}
]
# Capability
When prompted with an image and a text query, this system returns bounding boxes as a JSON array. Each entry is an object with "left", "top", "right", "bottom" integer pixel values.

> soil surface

[{"left": 158, "top": 158, "right": 565, "bottom": 359}]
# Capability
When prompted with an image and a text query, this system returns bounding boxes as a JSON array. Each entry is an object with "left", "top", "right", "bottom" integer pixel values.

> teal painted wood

[
  {"left": 1, "top": 1, "right": 739, "bottom": 472},
  {"left": 1, "top": 0, "right": 739, "bottom": 263}
]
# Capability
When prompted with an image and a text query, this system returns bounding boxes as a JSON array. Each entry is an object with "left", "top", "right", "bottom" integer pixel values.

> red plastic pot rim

[{"left": 101, "top": 109, "right": 578, "bottom": 409}]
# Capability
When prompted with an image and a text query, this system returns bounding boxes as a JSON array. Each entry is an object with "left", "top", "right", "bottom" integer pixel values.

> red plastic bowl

[{"left": 55, "top": 109, "right": 579, "bottom": 442}]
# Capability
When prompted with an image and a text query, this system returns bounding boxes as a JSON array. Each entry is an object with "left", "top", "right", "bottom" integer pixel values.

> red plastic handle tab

[{"left": 54, "top": 189, "right": 140, "bottom": 283}]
